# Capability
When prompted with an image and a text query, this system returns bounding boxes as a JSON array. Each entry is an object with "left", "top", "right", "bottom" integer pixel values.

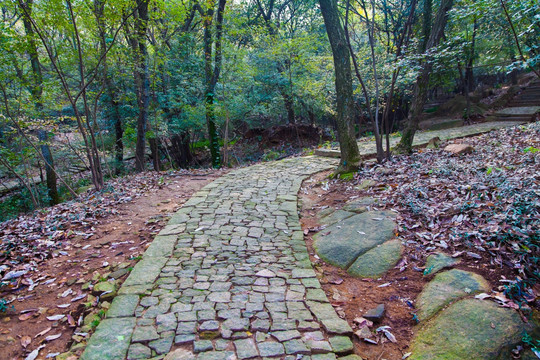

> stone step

[
  {"left": 509, "top": 102, "right": 539, "bottom": 107},
  {"left": 492, "top": 116, "right": 534, "bottom": 122}
]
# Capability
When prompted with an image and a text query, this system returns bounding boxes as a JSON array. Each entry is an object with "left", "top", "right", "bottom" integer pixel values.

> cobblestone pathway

[{"left": 81, "top": 156, "right": 361, "bottom": 360}]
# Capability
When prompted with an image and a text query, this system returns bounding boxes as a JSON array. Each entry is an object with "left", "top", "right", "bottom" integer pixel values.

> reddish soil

[
  {"left": 299, "top": 170, "right": 523, "bottom": 360},
  {"left": 0, "top": 171, "right": 221, "bottom": 360}
]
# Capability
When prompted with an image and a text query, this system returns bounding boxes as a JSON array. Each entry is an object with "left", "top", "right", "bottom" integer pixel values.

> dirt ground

[
  {"left": 298, "top": 170, "right": 527, "bottom": 360},
  {"left": 0, "top": 171, "right": 221, "bottom": 360}
]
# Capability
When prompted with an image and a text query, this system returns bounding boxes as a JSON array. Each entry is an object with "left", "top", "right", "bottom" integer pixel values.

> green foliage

[
  {"left": 523, "top": 146, "right": 539, "bottom": 154},
  {"left": 523, "top": 332, "right": 540, "bottom": 352},
  {"left": 338, "top": 172, "right": 355, "bottom": 181},
  {"left": 261, "top": 149, "right": 285, "bottom": 162},
  {"left": 0, "top": 298, "right": 13, "bottom": 313}
]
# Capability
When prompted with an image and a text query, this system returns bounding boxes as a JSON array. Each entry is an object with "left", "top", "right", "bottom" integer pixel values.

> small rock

[
  {"left": 427, "top": 136, "right": 442, "bottom": 149},
  {"left": 355, "top": 179, "right": 377, "bottom": 191},
  {"left": 424, "top": 252, "right": 460, "bottom": 276},
  {"left": 363, "top": 304, "right": 385, "bottom": 322},
  {"left": 109, "top": 268, "right": 129, "bottom": 280},
  {"left": 444, "top": 143, "right": 474, "bottom": 155},
  {"left": 355, "top": 326, "right": 373, "bottom": 339},
  {"left": 92, "top": 281, "right": 116, "bottom": 300},
  {"left": 164, "top": 348, "right": 194, "bottom": 360},
  {"left": 255, "top": 269, "right": 276, "bottom": 278}
]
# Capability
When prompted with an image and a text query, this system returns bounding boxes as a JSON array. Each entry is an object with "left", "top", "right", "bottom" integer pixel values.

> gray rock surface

[
  {"left": 313, "top": 211, "right": 396, "bottom": 269},
  {"left": 417, "top": 269, "right": 489, "bottom": 321},
  {"left": 347, "top": 240, "right": 403, "bottom": 278},
  {"left": 410, "top": 299, "right": 535, "bottom": 359}
]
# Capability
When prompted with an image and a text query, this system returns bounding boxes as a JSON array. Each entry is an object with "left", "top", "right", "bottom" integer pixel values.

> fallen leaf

[
  {"left": 71, "top": 294, "right": 86, "bottom": 302},
  {"left": 35, "top": 327, "right": 52, "bottom": 338},
  {"left": 46, "top": 315, "right": 65, "bottom": 321},
  {"left": 19, "top": 313, "right": 35, "bottom": 321},
  {"left": 45, "top": 333, "right": 62, "bottom": 341},
  {"left": 67, "top": 314, "right": 76, "bottom": 327},
  {"left": 24, "top": 345, "right": 45, "bottom": 360},
  {"left": 60, "top": 288, "right": 73, "bottom": 298},
  {"left": 474, "top": 293, "right": 491, "bottom": 300},
  {"left": 21, "top": 335, "right": 31, "bottom": 349}
]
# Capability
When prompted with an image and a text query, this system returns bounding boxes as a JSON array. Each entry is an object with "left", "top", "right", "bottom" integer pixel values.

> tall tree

[
  {"left": 319, "top": 0, "right": 361, "bottom": 173},
  {"left": 19, "top": 0, "right": 59, "bottom": 204},
  {"left": 94, "top": 0, "right": 125, "bottom": 174},
  {"left": 198, "top": 0, "right": 227, "bottom": 168},
  {"left": 127, "top": 0, "right": 150, "bottom": 172},
  {"left": 396, "top": 0, "right": 454, "bottom": 153}
]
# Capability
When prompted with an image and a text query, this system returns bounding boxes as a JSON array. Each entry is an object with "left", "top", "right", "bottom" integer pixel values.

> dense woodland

[{"left": 0, "top": 0, "right": 538, "bottom": 218}]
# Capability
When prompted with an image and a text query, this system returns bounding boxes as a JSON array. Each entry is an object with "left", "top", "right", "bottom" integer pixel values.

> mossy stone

[
  {"left": 410, "top": 299, "right": 535, "bottom": 360},
  {"left": 417, "top": 269, "right": 489, "bottom": 321},
  {"left": 319, "top": 210, "right": 356, "bottom": 226},
  {"left": 313, "top": 211, "right": 396, "bottom": 269},
  {"left": 423, "top": 253, "right": 460, "bottom": 276},
  {"left": 347, "top": 240, "right": 403, "bottom": 278}
]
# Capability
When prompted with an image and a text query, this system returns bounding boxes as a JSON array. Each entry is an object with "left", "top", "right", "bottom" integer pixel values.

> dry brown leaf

[
  {"left": 34, "top": 327, "right": 51, "bottom": 338},
  {"left": 21, "top": 335, "right": 31, "bottom": 349}
]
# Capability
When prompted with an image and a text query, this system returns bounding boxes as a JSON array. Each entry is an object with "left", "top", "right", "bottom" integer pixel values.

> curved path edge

[{"left": 81, "top": 156, "right": 358, "bottom": 360}]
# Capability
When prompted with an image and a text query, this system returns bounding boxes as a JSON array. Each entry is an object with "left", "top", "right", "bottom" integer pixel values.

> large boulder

[
  {"left": 347, "top": 240, "right": 403, "bottom": 278},
  {"left": 417, "top": 269, "right": 489, "bottom": 321},
  {"left": 423, "top": 253, "right": 460, "bottom": 276},
  {"left": 410, "top": 299, "right": 535, "bottom": 360},
  {"left": 313, "top": 211, "right": 396, "bottom": 270}
]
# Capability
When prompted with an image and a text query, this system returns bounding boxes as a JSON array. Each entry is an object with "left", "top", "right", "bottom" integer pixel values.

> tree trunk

[
  {"left": 132, "top": 0, "right": 150, "bottom": 172},
  {"left": 396, "top": 0, "right": 454, "bottom": 153},
  {"left": 21, "top": 0, "right": 59, "bottom": 205},
  {"left": 94, "top": 0, "right": 124, "bottom": 175},
  {"left": 319, "top": 0, "right": 361, "bottom": 173},
  {"left": 170, "top": 132, "right": 193, "bottom": 168},
  {"left": 421, "top": 0, "right": 433, "bottom": 52},
  {"left": 37, "top": 129, "right": 60, "bottom": 204},
  {"left": 202, "top": 0, "right": 227, "bottom": 168},
  {"left": 280, "top": 88, "right": 296, "bottom": 125}
]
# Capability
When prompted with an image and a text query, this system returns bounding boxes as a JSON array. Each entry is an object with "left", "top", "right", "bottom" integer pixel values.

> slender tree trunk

[
  {"left": 320, "top": 0, "right": 361, "bottom": 173},
  {"left": 94, "top": 0, "right": 124, "bottom": 175},
  {"left": 37, "top": 129, "right": 60, "bottom": 204},
  {"left": 396, "top": 0, "right": 454, "bottom": 153},
  {"left": 202, "top": 0, "right": 227, "bottom": 168},
  {"left": 421, "top": 0, "right": 432, "bottom": 52},
  {"left": 131, "top": 0, "right": 150, "bottom": 172},
  {"left": 382, "top": 0, "right": 417, "bottom": 159},
  {"left": 20, "top": 0, "right": 59, "bottom": 205}
]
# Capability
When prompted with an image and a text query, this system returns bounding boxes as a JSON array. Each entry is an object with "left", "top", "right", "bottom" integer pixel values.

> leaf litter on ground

[{"left": 329, "top": 123, "right": 539, "bottom": 305}]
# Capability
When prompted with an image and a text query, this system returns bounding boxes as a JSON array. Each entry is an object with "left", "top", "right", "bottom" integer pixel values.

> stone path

[
  {"left": 81, "top": 156, "right": 363, "bottom": 360},
  {"left": 314, "top": 120, "right": 525, "bottom": 158}
]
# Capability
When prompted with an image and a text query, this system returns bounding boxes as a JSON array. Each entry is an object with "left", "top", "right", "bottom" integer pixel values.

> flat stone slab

[
  {"left": 347, "top": 239, "right": 403, "bottom": 278},
  {"left": 80, "top": 317, "right": 136, "bottom": 360},
  {"left": 342, "top": 197, "right": 375, "bottom": 213},
  {"left": 417, "top": 269, "right": 490, "bottom": 321},
  {"left": 319, "top": 210, "right": 356, "bottom": 226},
  {"left": 495, "top": 106, "right": 540, "bottom": 116},
  {"left": 419, "top": 117, "right": 464, "bottom": 131},
  {"left": 410, "top": 299, "right": 535, "bottom": 359},
  {"left": 315, "top": 121, "right": 525, "bottom": 158},
  {"left": 424, "top": 253, "right": 460, "bottom": 276},
  {"left": 313, "top": 211, "right": 397, "bottom": 269}
]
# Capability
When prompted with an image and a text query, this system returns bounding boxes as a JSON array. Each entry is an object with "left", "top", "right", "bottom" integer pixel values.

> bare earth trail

[{"left": 81, "top": 156, "right": 361, "bottom": 360}]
